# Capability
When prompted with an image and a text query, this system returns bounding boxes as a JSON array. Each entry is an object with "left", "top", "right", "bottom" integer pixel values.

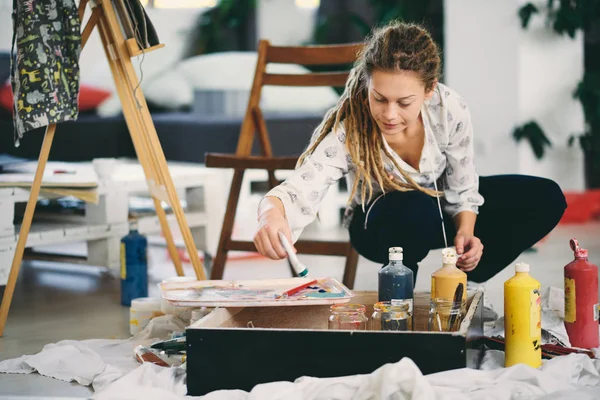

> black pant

[{"left": 348, "top": 175, "right": 567, "bottom": 283}]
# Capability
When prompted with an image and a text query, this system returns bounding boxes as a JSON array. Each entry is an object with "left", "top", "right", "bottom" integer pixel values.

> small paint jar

[
  {"left": 328, "top": 304, "right": 368, "bottom": 331},
  {"left": 428, "top": 298, "right": 467, "bottom": 332},
  {"left": 371, "top": 301, "right": 412, "bottom": 331}
]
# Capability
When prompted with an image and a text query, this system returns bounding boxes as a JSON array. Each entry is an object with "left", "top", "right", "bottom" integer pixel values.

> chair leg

[
  {"left": 210, "top": 169, "right": 245, "bottom": 280},
  {"left": 342, "top": 246, "right": 359, "bottom": 289}
]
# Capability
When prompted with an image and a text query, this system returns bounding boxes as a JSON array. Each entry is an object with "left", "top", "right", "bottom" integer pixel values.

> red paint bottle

[{"left": 564, "top": 238, "right": 599, "bottom": 349}]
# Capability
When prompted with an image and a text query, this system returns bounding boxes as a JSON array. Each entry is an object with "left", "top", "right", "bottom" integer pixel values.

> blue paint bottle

[
  {"left": 120, "top": 221, "right": 148, "bottom": 306},
  {"left": 378, "top": 247, "right": 414, "bottom": 312}
]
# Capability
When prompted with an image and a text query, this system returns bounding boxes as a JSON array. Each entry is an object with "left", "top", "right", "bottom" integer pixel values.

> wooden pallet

[{"left": 0, "top": 161, "right": 227, "bottom": 285}]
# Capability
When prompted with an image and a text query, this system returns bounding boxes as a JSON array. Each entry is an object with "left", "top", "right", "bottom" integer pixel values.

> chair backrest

[{"left": 235, "top": 40, "right": 364, "bottom": 157}]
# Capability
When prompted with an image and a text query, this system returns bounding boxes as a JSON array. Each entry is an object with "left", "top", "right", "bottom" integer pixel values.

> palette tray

[{"left": 159, "top": 277, "right": 353, "bottom": 307}]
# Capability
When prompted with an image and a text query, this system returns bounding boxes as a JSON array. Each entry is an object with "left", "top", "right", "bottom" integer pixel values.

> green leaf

[
  {"left": 518, "top": 3, "right": 539, "bottom": 29},
  {"left": 568, "top": 135, "right": 577, "bottom": 147},
  {"left": 512, "top": 121, "right": 553, "bottom": 159}
]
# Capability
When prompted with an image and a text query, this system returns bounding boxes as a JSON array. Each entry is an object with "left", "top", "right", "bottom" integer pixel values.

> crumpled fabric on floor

[
  {"left": 0, "top": 315, "right": 185, "bottom": 392},
  {"left": 90, "top": 353, "right": 600, "bottom": 400},
  {"left": 3, "top": 286, "right": 600, "bottom": 399}
]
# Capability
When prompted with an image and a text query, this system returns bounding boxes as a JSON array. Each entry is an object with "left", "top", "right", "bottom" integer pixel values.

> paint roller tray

[
  {"left": 186, "top": 290, "right": 485, "bottom": 396},
  {"left": 159, "top": 277, "right": 353, "bottom": 307}
]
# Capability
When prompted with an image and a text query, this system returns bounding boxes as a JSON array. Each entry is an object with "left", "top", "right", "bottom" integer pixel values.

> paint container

[
  {"left": 564, "top": 239, "right": 599, "bottom": 349},
  {"left": 428, "top": 299, "right": 466, "bottom": 332},
  {"left": 121, "top": 221, "right": 148, "bottom": 307},
  {"left": 160, "top": 277, "right": 197, "bottom": 323},
  {"left": 134, "top": 345, "right": 169, "bottom": 367},
  {"left": 504, "top": 262, "right": 541, "bottom": 368},
  {"left": 378, "top": 247, "right": 414, "bottom": 312},
  {"left": 130, "top": 297, "right": 163, "bottom": 336},
  {"left": 371, "top": 301, "right": 412, "bottom": 331},
  {"left": 328, "top": 304, "right": 368, "bottom": 331},
  {"left": 431, "top": 248, "right": 467, "bottom": 302}
]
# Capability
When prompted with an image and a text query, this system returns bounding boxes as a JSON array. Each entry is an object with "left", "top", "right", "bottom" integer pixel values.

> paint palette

[{"left": 159, "top": 277, "right": 354, "bottom": 307}]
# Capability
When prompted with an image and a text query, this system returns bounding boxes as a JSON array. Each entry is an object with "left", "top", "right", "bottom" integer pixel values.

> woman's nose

[{"left": 382, "top": 104, "right": 397, "bottom": 121}]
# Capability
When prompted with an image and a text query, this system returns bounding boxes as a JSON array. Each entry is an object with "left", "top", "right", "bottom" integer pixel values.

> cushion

[
  {"left": 0, "top": 82, "right": 12, "bottom": 112},
  {"left": 176, "top": 51, "right": 340, "bottom": 115},
  {"left": 0, "top": 82, "right": 111, "bottom": 114},
  {"left": 78, "top": 85, "right": 112, "bottom": 111}
]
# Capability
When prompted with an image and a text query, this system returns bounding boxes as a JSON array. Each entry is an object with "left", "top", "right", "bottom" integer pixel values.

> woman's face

[{"left": 367, "top": 69, "right": 435, "bottom": 138}]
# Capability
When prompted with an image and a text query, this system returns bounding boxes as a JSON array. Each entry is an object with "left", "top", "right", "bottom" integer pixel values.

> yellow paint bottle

[
  {"left": 504, "top": 262, "right": 542, "bottom": 368},
  {"left": 431, "top": 248, "right": 467, "bottom": 301}
]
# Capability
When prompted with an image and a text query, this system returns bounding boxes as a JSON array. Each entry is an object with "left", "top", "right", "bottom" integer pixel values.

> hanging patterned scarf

[{"left": 10, "top": 0, "right": 81, "bottom": 144}]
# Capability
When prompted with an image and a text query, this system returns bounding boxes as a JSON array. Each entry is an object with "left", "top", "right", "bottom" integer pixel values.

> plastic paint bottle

[
  {"left": 504, "top": 262, "right": 541, "bottom": 368},
  {"left": 564, "top": 238, "right": 599, "bottom": 349},
  {"left": 121, "top": 221, "right": 148, "bottom": 307},
  {"left": 431, "top": 248, "right": 467, "bottom": 302},
  {"left": 378, "top": 247, "right": 414, "bottom": 311}
]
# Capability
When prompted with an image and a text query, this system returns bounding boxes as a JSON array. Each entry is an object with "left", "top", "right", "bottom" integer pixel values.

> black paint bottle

[{"left": 378, "top": 247, "right": 414, "bottom": 312}]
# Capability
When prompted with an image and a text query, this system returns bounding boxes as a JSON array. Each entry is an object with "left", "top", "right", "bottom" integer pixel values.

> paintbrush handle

[
  {"left": 281, "top": 279, "right": 318, "bottom": 298},
  {"left": 447, "top": 283, "right": 464, "bottom": 331},
  {"left": 278, "top": 231, "right": 307, "bottom": 276}
]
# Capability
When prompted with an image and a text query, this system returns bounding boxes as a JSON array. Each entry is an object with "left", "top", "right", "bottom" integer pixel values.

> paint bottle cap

[
  {"left": 129, "top": 220, "right": 139, "bottom": 231},
  {"left": 442, "top": 248, "right": 457, "bottom": 265},
  {"left": 570, "top": 238, "right": 589, "bottom": 258},
  {"left": 515, "top": 262, "right": 530, "bottom": 273},
  {"left": 388, "top": 247, "right": 403, "bottom": 261}
]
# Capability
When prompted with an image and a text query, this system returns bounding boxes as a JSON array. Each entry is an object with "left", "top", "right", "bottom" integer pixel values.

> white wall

[
  {"left": 444, "top": 0, "right": 585, "bottom": 190},
  {"left": 517, "top": 2, "right": 585, "bottom": 191},
  {"left": 0, "top": 0, "right": 12, "bottom": 53},
  {"left": 444, "top": 0, "right": 522, "bottom": 177},
  {"left": 257, "top": 0, "right": 318, "bottom": 45}
]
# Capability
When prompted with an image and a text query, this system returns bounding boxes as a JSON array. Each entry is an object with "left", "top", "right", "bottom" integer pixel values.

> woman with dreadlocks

[{"left": 253, "top": 21, "right": 566, "bottom": 320}]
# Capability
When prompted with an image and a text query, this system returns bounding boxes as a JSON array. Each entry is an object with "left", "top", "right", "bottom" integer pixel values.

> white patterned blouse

[{"left": 263, "top": 82, "right": 485, "bottom": 242}]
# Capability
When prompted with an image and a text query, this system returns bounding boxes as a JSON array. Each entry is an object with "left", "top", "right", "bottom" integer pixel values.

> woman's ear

[{"left": 425, "top": 79, "right": 438, "bottom": 100}]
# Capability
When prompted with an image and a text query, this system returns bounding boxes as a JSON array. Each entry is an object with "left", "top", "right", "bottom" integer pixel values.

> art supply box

[{"left": 181, "top": 290, "right": 484, "bottom": 396}]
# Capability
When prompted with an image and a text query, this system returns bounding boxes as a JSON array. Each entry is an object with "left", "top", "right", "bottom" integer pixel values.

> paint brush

[
  {"left": 278, "top": 231, "right": 309, "bottom": 277},
  {"left": 447, "top": 283, "right": 464, "bottom": 331},
  {"left": 276, "top": 279, "right": 318, "bottom": 299}
]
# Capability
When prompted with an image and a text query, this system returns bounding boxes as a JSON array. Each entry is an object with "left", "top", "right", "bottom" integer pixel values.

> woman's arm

[
  {"left": 258, "top": 127, "right": 350, "bottom": 243},
  {"left": 442, "top": 95, "right": 484, "bottom": 218},
  {"left": 442, "top": 94, "right": 484, "bottom": 270},
  {"left": 454, "top": 210, "right": 476, "bottom": 236}
]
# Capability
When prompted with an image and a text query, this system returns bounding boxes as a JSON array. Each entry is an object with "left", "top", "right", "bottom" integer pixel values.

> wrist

[
  {"left": 457, "top": 227, "right": 473, "bottom": 235},
  {"left": 258, "top": 196, "right": 285, "bottom": 220}
]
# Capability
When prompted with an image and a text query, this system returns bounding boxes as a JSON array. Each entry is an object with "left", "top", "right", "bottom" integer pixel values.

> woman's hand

[
  {"left": 454, "top": 232, "right": 483, "bottom": 272},
  {"left": 253, "top": 197, "right": 295, "bottom": 260}
]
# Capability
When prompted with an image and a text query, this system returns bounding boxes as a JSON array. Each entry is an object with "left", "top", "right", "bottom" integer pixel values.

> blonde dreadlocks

[{"left": 297, "top": 21, "right": 442, "bottom": 206}]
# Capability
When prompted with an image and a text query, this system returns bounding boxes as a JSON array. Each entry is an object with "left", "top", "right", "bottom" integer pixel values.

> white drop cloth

[{"left": 2, "top": 288, "right": 600, "bottom": 399}]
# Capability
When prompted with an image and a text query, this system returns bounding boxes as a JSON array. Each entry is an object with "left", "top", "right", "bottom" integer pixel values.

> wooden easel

[{"left": 0, "top": 0, "right": 206, "bottom": 336}]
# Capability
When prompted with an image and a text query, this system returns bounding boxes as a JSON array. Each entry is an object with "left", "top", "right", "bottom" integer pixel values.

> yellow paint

[
  {"left": 120, "top": 243, "right": 126, "bottom": 280},
  {"left": 564, "top": 277, "right": 576, "bottom": 323},
  {"left": 504, "top": 269, "right": 541, "bottom": 368},
  {"left": 431, "top": 264, "right": 467, "bottom": 301},
  {"left": 130, "top": 319, "right": 139, "bottom": 326}
]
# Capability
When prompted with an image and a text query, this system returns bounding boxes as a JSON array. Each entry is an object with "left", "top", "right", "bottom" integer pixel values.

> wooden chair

[{"left": 205, "top": 40, "right": 364, "bottom": 289}]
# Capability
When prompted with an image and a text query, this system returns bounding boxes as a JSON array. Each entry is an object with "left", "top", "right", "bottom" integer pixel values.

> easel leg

[
  {"left": 96, "top": 15, "right": 185, "bottom": 277},
  {"left": 0, "top": 124, "right": 56, "bottom": 337},
  {"left": 210, "top": 169, "right": 245, "bottom": 280},
  {"left": 97, "top": 3, "right": 205, "bottom": 279}
]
